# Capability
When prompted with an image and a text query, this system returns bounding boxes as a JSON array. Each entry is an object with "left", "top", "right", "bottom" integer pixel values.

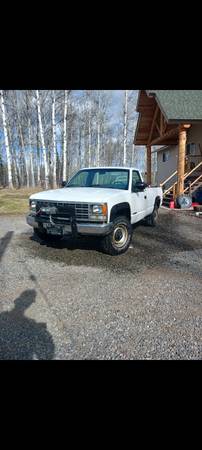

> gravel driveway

[{"left": 0, "top": 209, "right": 201, "bottom": 359}]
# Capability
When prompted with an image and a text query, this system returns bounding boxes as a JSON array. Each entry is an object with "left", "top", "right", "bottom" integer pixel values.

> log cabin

[{"left": 134, "top": 90, "right": 202, "bottom": 207}]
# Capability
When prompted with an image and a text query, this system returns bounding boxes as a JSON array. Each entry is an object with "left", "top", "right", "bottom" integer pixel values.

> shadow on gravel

[
  {"left": 30, "top": 233, "right": 104, "bottom": 253},
  {"left": 0, "top": 231, "right": 13, "bottom": 262},
  {"left": 0, "top": 289, "right": 55, "bottom": 360}
]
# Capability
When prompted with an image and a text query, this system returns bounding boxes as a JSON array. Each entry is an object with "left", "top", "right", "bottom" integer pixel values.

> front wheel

[{"left": 101, "top": 216, "right": 132, "bottom": 256}]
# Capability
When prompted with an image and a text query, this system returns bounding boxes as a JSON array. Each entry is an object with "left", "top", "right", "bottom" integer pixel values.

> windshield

[{"left": 66, "top": 169, "right": 130, "bottom": 190}]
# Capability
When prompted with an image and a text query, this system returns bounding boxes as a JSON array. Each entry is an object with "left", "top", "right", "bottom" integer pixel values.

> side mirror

[
  {"left": 133, "top": 181, "right": 148, "bottom": 192},
  {"left": 61, "top": 181, "right": 67, "bottom": 188}
]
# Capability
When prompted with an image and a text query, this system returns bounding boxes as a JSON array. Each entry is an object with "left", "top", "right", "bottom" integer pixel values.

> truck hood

[{"left": 30, "top": 187, "right": 128, "bottom": 203}]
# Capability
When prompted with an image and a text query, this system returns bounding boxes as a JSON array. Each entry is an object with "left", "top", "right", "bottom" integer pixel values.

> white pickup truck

[{"left": 27, "top": 167, "right": 163, "bottom": 255}]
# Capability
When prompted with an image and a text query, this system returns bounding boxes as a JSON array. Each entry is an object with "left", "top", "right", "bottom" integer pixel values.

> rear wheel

[
  {"left": 145, "top": 204, "right": 159, "bottom": 227},
  {"left": 101, "top": 216, "right": 132, "bottom": 256}
]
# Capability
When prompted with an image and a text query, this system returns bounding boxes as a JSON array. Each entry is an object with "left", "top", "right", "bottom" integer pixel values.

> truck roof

[{"left": 78, "top": 166, "right": 140, "bottom": 171}]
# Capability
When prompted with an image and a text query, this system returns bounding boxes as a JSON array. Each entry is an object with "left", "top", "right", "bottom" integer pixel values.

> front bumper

[{"left": 26, "top": 213, "right": 112, "bottom": 236}]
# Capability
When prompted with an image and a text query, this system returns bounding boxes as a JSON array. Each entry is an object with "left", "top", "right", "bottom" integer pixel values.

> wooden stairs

[{"left": 161, "top": 161, "right": 202, "bottom": 208}]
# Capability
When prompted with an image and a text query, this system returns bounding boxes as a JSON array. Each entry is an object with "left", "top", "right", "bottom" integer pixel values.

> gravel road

[{"left": 0, "top": 209, "right": 201, "bottom": 359}]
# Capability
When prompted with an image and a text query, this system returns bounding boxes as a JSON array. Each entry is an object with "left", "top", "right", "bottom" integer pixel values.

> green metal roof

[{"left": 146, "top": 90, "right": 202, "bottom": 122}]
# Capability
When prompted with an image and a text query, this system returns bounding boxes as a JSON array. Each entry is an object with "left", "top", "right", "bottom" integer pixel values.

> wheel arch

[
  {"left": 154, "top": 196, "right": 161, "bottom": 209},
  {"left": 110, "top": 202, "right": 131, "bottom": 222}
]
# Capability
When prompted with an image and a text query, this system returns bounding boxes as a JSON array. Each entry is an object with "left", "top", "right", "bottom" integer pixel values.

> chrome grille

[
  {"left": 75, "top": 203, "right": 89, "bottom": 220},
  {"left": 36, "top": 201, "right": 89, "bottom": 221}
]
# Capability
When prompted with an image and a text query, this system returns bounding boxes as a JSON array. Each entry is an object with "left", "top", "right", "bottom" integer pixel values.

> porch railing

[
  {"left": 183, "top": 173, "right": 202, "bottom": 194},
  {"left": 160, "top": 159, "right": 202, "bottom": 198}
]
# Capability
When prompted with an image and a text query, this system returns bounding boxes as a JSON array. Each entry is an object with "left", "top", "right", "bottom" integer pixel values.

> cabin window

[{"left": 162, "top": 151, "right": 169, "bottom": 162}]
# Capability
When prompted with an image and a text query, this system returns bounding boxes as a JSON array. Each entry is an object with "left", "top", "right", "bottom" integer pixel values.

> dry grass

[{"left": 0, "top": 188, "right": 42, "bottom": 215}]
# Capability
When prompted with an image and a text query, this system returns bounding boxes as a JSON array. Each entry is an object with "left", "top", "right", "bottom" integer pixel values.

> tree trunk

[
  {"left": 37, "top": 160, "right": 40, "bottom": 186},
  {"left": 14, "top": 91, "right": 29, "bottom": 187},
  {"left": 63, "top": 90, "right": 68, "bottom": 181},
  {"left": 131, "top": 118, "right": 137, "bottom": 166},
  {"left": 78, "top": 126, "right": 82, "bottom": 170},
  {"left": 0, "top": 90, "right": 13, "bottom": 188},
  {"left": 28, "top": 118, "right": 35, "bottom": 187},
  {"left": 67, "top": 127, "right": 72, "bottom": 179},
  {"left": 97, "top": 122, "right": 100, "bottom": 166},
  {"left": 123, "top": 90, "right": 128, "bottom": 166},
  {"left": 36, "top": 106, "right": 40, "bottom": 186},
  {"left": 146, "top": 145, "right": 152, "bottom": 185},
  {"left": 36, "top": 90, "right": 49, "bottom": 189},
  {"left": 20, "top": 124, "right": 29, "bottom": 187},
  {"left": 97, "top": 92, "right": 101, "bottom": 167},
  {"left": 52, "top": 91, "right": 57, "bottom": 188},
  {"left": 88, "top": 112, "right": 91, "bottom": 167},
  {"left": 7, "top": 120, "right": 20, "bottom": 188},
  {"left": 12, "top": 148, "right": 20, "bottom": 188}
]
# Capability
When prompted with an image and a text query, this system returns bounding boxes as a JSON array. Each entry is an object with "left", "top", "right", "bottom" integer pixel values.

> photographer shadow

[{"left": 0, "top": 289, "right": 55, "bottom": 360}]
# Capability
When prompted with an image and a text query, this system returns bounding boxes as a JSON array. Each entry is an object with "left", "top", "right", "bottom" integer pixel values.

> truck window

[
  {"left": 69, "top": 171, "right": 89, "bottom": 187},
  {"left": 67, "top": 169, "right": 129, "bottom": 190},
  {"left": 132, "top": 171, "right": 141, "bottom": 191}
]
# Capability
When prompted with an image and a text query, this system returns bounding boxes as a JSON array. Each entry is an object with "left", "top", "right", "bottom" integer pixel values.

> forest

[{"left": 0, "top": 90, "right": 147, "bottom": 189}]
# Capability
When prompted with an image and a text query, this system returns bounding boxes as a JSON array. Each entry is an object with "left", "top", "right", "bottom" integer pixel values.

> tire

[
  {"left": 176, "top": 194, "right": 192, "bottom": 209},
  {"left": 101, "top": 216, "right": 132, "bottom": 256},
  {"left": 145, "top": 204, "right": 159, "bottom": 227}
]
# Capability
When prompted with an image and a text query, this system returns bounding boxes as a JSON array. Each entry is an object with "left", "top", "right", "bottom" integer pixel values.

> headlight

[
  {"left": 89, "top": 203, "right": 108, "bottom": 221},
  {"left": 30, "top": 200, "right": 37, "bottom": 212},
  {"left": 92, "top": 205, "right": 103, "bottom": 214}
]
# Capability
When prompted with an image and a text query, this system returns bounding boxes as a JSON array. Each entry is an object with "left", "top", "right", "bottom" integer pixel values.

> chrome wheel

[{"left": 112, "top": 224, "right": 128, "bottom": 248}]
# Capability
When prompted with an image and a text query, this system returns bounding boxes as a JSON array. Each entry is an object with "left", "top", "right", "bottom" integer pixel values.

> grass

[{"left": 0, "top": 188, "right": 42, "bottom": 215}]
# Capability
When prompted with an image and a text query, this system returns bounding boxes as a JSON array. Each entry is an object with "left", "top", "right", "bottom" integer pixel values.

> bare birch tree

[
  {"left": 0, "top": 90, "right": 142, "bottom": 188},
  {"left": 6, "top": 114, "right": 20, "bottom": 188},
  {"left": 0, "top": 90, "right": 13, "bottom": 188},
  {"left": 84, "top": 90, "right": 94, "bottom": 168},
  {"left": 97, "top": 91, "right": 101, "bottom": 167},
  {"left": 36, "top": 90, "right": 49, "bottom": 189},
  {"left": 25, "top": 91, "right": 35, "bottom": 188},
  {"left": 123, "top": 90, "right": 128, "bottom": 166},
  {"left": 131, "top": 117, "right": 137, "bottom": 166},
  {"left": 52, "top": 90, "right": 57, "bottom": 188},
  {"left": 28, "top": 119, "right": 35, "bottom": 187},
  {"left": 63, "top": 90, "right": 68, "bottom": 181},
  {"left": 14, "top": 91, "right": 29, "bottom": 187}
]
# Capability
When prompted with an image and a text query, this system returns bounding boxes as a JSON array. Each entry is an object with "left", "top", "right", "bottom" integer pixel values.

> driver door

[{"left": 130, "top": 171, "right": 148, "bottom": 223}]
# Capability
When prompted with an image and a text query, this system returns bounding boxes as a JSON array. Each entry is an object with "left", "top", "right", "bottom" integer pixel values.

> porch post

[
  {"left": 146, "top": 145, "right": 152, "bottom": 185},
  {"left": 176, "top": 125, "right": 190, "bottom": 197}
]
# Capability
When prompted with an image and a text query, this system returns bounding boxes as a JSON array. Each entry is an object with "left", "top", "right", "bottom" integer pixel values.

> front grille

[{"left": 36, "top": 201, "right": 89, "bottom": 222}]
